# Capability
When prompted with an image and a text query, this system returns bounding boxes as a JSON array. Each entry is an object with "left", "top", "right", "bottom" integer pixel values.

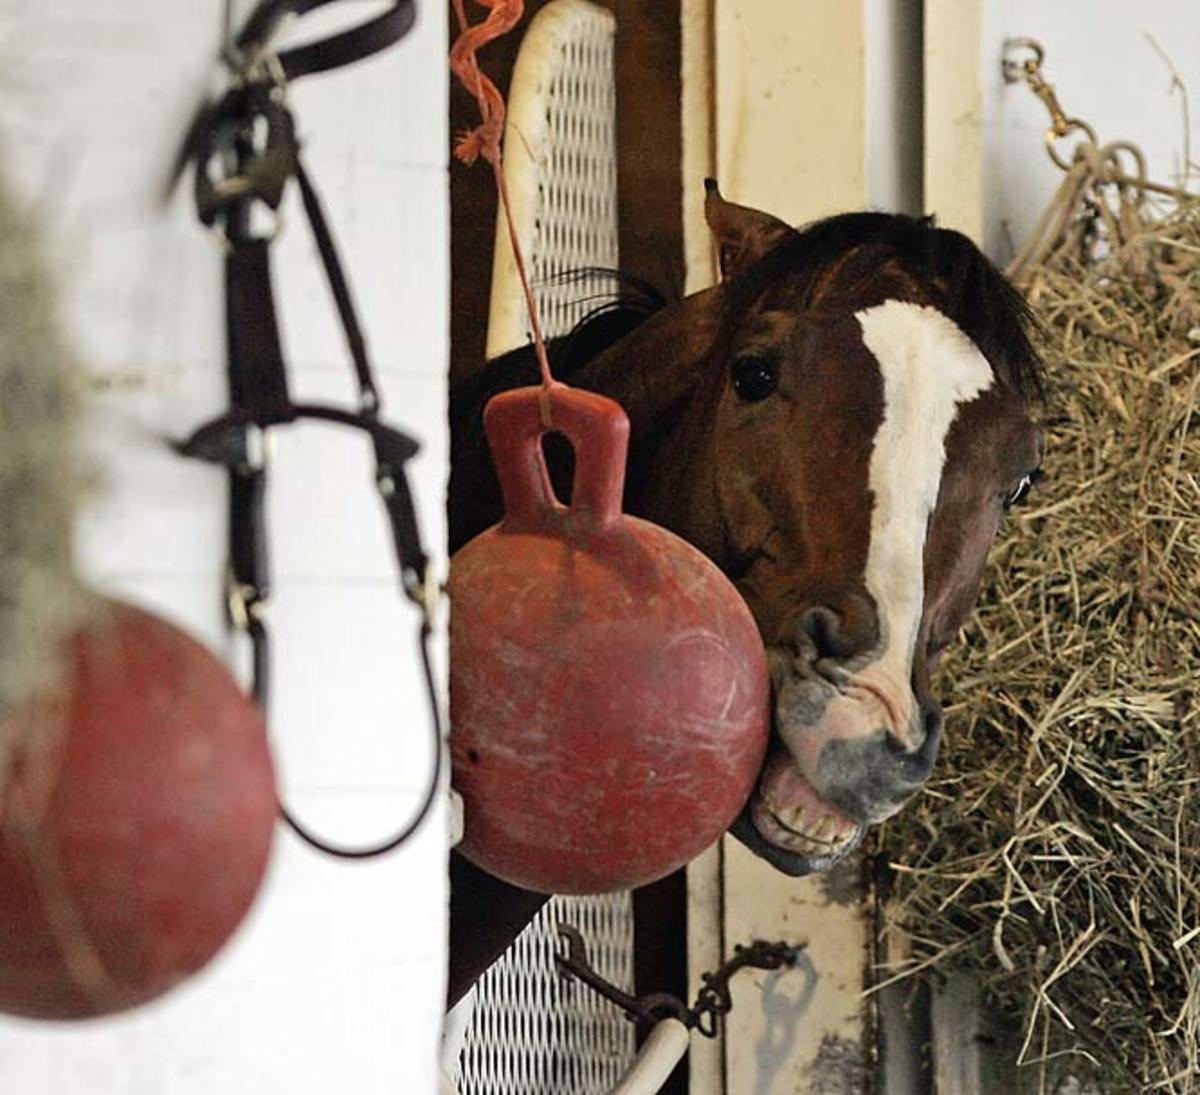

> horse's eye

[
  {"left": 731, "top": 356, "right": 779, "bottom": 402},
  {"left": 1003, "top": 467, "right": 1044, "bottom": 510}
]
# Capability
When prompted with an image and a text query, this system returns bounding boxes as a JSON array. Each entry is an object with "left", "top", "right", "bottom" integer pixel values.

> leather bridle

[{"left": 176, "top": 0, "right": 442, "bottom": 858}]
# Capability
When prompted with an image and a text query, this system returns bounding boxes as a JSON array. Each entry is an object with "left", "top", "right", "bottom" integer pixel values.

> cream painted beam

[
  {"left": 714, "top": 0, "right": 866, "bottom": 226},
  {"left": 681, "top": 1, "right": 724, "bottom": 1087},
  {"left": 923, "top": 0, "right": 985, "bottom": 241},
  {"left": 699, "top": 5, "right": 873, "bottom": 1092},
  {"left": 682, "top": 0, "right": 718, "bottom": 295},
  {"left": 723, "top": 843, "right": 872, "bottom": 1094}
]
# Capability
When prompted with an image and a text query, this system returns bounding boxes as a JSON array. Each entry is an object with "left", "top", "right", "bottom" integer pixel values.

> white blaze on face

[{"left": 856, "top": 301, "right": 995, "bottom": 723}]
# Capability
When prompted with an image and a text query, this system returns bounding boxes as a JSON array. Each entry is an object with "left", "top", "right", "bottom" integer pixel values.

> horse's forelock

[{"left": 718, "top": 212, "right": 1044, "bottom": 404}]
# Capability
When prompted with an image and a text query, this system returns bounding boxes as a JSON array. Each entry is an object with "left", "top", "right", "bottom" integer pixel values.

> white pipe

[
  {"left": 610, "top": 1018, "right": 692, "bottom": 1095},
  {"left": 440, "top": 999, "right": 691, "bottom": 1095},
  {"left": 438, "top": 986, "right": 476, "bottom": 1093}
]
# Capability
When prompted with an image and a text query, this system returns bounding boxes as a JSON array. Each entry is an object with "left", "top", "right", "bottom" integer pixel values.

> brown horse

[{"left": 447, "top": 182, "right": 1043, "bottom": 1003}]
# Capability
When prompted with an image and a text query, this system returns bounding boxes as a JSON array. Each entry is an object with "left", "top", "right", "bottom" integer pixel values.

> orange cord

[{"left": 450, "top": 0, "right": 559, "bottom": 423}]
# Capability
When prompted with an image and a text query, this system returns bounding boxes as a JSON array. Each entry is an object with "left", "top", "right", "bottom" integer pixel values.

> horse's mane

[
  {"left": 452, "top": 215, "right": 1042, "bottom": 417},
  {"left": 449, "top": 270, "right": 670, "bottom": 419},
  {"left": 723, "top": 211, "right": 1044, "bottom": 401}
]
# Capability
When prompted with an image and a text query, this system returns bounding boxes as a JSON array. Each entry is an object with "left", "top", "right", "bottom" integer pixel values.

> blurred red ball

[{"left": 0, "top": 598, "right": 277, "bottom": 1019}]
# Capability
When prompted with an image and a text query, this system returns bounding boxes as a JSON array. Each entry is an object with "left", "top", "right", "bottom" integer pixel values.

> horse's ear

[{"left": 704, "top": 178, "right": 796, "bottom": 280}]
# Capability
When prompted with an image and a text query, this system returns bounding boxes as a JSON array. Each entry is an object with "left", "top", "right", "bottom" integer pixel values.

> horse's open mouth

[
  {"left": 755, "top": 748, "right": 862, "bottom": 846},
  {"left": 729, "top": 747, "right": 867, "bottom": 876},
  {"left": 752, "top": 800, "right": 858, "bottom": 855},
  {"left": 733, "top": 647, "right": 919, "bottom": 875}
]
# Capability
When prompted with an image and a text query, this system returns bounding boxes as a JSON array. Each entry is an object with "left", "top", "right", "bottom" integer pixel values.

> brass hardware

[{"left": 1002, "top": 37, "right": 1098, "bottom": 171}]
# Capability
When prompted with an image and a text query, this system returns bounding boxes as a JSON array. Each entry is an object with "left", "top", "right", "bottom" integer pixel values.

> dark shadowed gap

[{"left": 449, "top": 5, "right": 690, "bottom": 1092}]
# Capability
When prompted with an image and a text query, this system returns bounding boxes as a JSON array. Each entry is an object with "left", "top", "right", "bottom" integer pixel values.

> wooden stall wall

[{"left": 685, "top": 4, "right": 879, "bottom": 1093}]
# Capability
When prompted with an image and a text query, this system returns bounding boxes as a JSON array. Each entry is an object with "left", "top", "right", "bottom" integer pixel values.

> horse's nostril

[
  {"left": 797, "top": 606, "right": 840, "bottom": 660},
  {"left": 888, "top": 698, "right": 943, "bottom": 783},
  {"left": 797, "top": 604, "right": 867, "bottom": 661},
  {"left": 795, "top": 590, "right": 879, "bottom": 664}
]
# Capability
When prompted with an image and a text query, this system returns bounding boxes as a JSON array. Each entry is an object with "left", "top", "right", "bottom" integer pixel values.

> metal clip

[
  {"left": 1002, "top": 37, "right": 1098, "bottom": 171},
  {"left": 555, "top": 925, "right": 690, "bottom": 1027},
  {"left": 689, "top": 939, "right": 803, "bottom": 1037}
]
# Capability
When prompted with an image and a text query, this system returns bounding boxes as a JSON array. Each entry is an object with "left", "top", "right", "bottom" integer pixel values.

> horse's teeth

[{"left": 774, "top": 807, "right": 852, "bottom": 851}]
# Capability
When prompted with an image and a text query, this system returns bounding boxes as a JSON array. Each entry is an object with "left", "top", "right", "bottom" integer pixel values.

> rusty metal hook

[{"left": 555, "top": 924, "right": 690, "bottom": 1027}]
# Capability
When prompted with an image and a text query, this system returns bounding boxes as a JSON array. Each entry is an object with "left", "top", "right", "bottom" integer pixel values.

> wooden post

[
  {"left": 686, "top": 3, "right": 875, "bottom": 1090},
  {"left": 923, "top": 0, "right": 984, "bottom": 241}
]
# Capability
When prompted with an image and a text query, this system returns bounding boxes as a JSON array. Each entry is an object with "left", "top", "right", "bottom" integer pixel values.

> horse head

[{"left": 632, "top": 183, "right": 1044, "bottom": 875}]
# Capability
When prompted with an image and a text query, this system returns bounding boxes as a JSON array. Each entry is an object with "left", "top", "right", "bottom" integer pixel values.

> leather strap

[
  {"left": 295, "top": 161, "right": 379, "bottom": 410},
  {"left": 235, "top": 0, "right": 417, "bottom": 82},
  {"left": 225, "top": 240, "right": 293, "bottom": 423}
]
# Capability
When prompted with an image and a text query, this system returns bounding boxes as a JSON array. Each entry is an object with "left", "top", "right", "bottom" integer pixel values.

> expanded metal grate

[
  {"left": 456, "top": 895, "right": 636, "bottom": 1095},
  {"left": 461, "top": 3, "right": 635, "bottom": 1093},
  {"left": 526, "top": 11, "right": 619, "bottom": 345},
  {"left": 484, "top": 0, "right": 619, "bottom": 362}
]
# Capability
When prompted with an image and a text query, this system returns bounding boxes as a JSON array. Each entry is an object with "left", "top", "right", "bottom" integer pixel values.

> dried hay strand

[
  {"left": 0, "top": 160, "right": 90, "bottom": 767},
  {"left": 880, "top": 161, "right": 1200, "bottom": 1093}
]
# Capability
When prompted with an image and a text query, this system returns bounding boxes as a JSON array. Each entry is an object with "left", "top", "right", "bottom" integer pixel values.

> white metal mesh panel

[
  {"left": 484, "top": 0, "right": 619, "bottom": 358},
  {"left": 456, "top": 894, "right": 636, "bottom": 1095},
  {"left": 461, "top": 3, "right": 635, "bottom": 1093},
  {"left": 526, "top": 13, "right": 619, "bottom": 342}
]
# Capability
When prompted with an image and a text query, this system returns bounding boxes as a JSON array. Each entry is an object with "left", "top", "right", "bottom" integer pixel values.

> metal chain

[{"left": 554, "top": 923, "right": 803, "bottom": 1040}]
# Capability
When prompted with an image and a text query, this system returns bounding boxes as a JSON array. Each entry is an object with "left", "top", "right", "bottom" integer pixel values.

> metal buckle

[
  {"left": 404, "top": 565, "right": 441, "bottom": 631},
  {"left": 194, "top": 81, "right": 298, "bottom": 232},
  {"left": 226, "top": 571, "right": 265, "bottom": 634}
]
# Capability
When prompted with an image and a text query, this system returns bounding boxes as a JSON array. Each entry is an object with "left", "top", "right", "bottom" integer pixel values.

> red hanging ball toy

[
  {"left": 0, "top": 598, "right": 277, "bottom": 1019},
  {"left": 450, "top": 384, "right": 769, "bottom": 894}
]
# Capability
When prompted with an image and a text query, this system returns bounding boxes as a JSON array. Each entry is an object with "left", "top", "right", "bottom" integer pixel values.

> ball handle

[{"left": 483, "top": 384, "right": 630, "bottom": 533}]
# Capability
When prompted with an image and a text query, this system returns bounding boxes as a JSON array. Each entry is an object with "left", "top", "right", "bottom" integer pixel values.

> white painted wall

[
  {"left": 981, "top": 0, "right": 1200, "bottom": 261},
  {"left": 0, "top": 2, "right": 449, "bottom": 1092}
]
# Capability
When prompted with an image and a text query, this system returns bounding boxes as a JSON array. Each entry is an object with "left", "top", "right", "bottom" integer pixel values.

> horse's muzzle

[
  {"left": 733, "top": 654, "right": 944, "bottom": 878},
  {"left": 729, "top": 696, "right": 942, "bottom": 875},
  {"left": 769, "top": 645, "right": 944, "bottom": 823},
  {"left": 811, "top": 696, "right": 943, "bottom": 822},
  {"left": 737, "top": 588, "right": 945, "bottom": 871}
]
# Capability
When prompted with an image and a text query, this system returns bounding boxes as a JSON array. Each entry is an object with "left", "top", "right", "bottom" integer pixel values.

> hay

[
  {"left": 0, "top": 159, "right": 90, "bottom": 752},
  {"left": 880, "top": 164, "right": 1200, "bottom": 1093}
]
